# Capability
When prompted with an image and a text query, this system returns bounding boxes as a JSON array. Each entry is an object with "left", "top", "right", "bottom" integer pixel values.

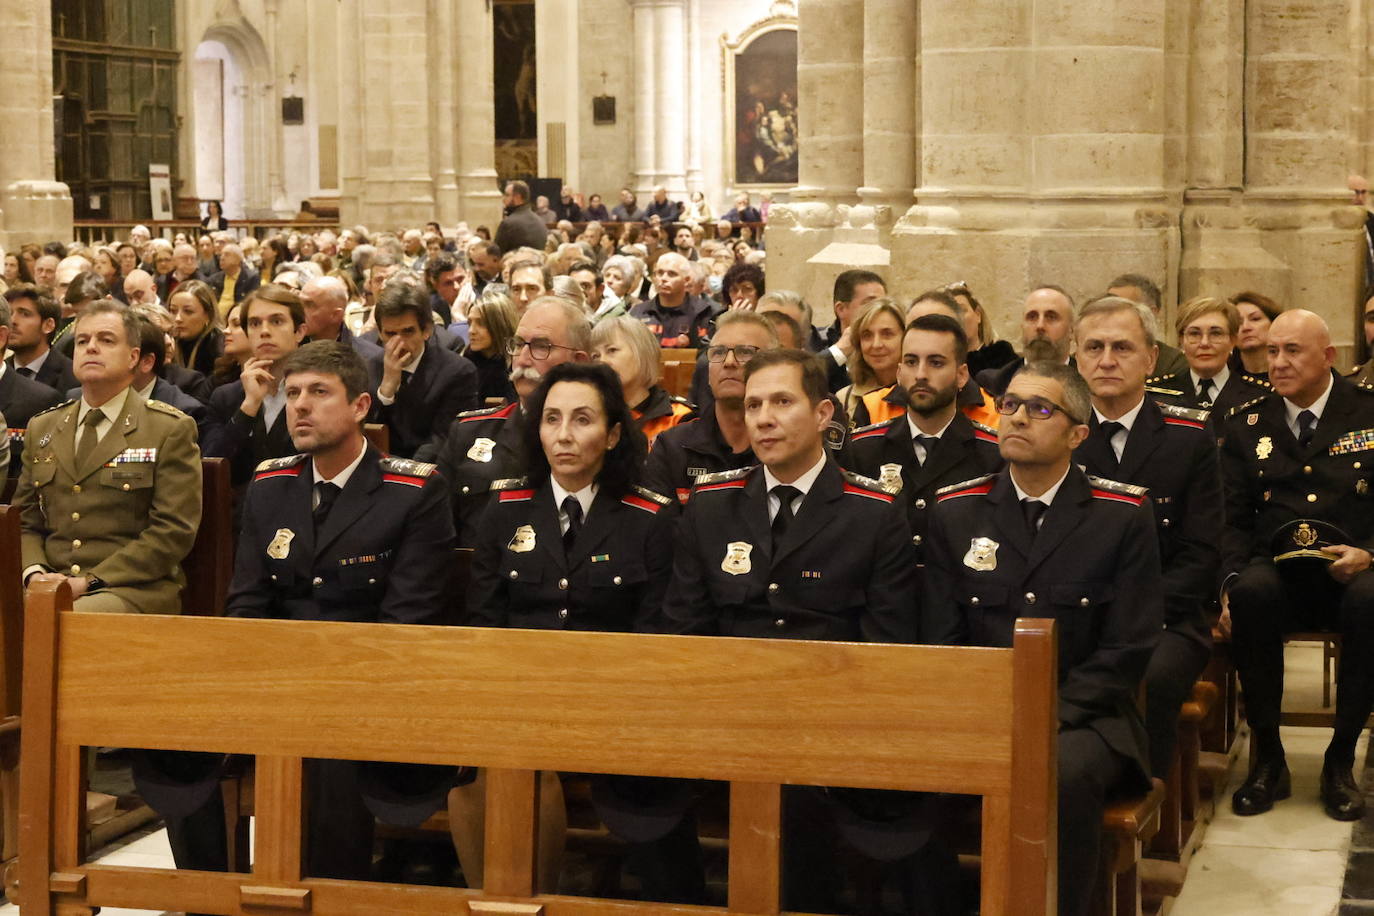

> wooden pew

[
  {"left": 17, "top": 584, "right": 1058, "bottom": 916},
  {"left": 180, "top": 458, "right": 233, "bottom": 619},
  {"left": 363, "top": 423, "right": 391, "bottom": 455}
]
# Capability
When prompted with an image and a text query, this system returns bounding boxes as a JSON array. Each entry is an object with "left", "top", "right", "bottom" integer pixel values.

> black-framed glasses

[
  {"left": 996, "top": 393, "right": 1080, "bottom": 423},
  {"left": 507, "top": 336, "right": 577, "bottom": 360},
  {"left": 706, "top": 344, "right": 762, "bottom": 364}
]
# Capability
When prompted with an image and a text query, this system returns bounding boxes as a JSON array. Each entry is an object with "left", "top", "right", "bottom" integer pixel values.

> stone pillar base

[{"left": 0, "top": 180, "right": 73, "bottom": 249}]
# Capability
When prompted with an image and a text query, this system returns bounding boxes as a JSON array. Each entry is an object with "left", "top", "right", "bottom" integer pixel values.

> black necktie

[
  {"left": 914, "top": 435, "right": 938, "bottom": 466},
  {"left": 771, "top": 485, "right": 799, "bottom": 548},
  {"left": 1197, "top": 377, "right": 1215, "bottom": 407},
  {"left": 1297, "top": 409, "right": 1317, "bottom": 448},
  {"left": 1022, "top": 498, "right": 1047, "bottom": 539},
  {"left": 313, "top": 481, "right": 341, "bottom": 528},
  {"left": 16, "top": 367, "right": 34, "bottom": 379},
  {"left": 1099, "top": 421, "right": 1125, "bottom": 464},
  {"left": 562, "top": 495, "right": 583, "bottom": 552}
]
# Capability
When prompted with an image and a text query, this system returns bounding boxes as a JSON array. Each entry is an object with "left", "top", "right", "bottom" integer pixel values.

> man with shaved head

[
  {"left": 300, "top": 275, "right": 382, "bottom": 360},
  {"left": 1221, "top": 309, "right": 1374, "bottom": 822},
  {"left": 629, "top": 252, "right": 715, "bottom": 348}
]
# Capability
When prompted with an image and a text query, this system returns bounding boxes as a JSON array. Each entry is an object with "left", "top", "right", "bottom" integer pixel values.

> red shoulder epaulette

[
  {"left": 850, "top": 427, "right": 887, "bottom": 441},
  {"left": 622, "top": 494, "right": 662, "bottom": 514},
  {"left": 1162, "top": 416, "right": 1206, "bottom": 431},
  {"left": 498, "top": 488, "right": 536, "bottom": 502},
  {"left": 842, "top": 483, "right": 894, "bottom": 504},
  {"left": 972, "top": 428, "right": 998, "bottom": 444},
  {"left": 1090, "top": 488, "right": 1145, "bottom": 506},
  {"left": 937, "top": 481, "right": 995, "bottom": 502},
  {"left": 695, "top": 479, "right": 747, "bottom": 494},
  {"left": 255, "top": 466, "right": 301, "bottom": 481},
  {"left": 460, "top": 402, "right": 517, "bottom": 423}
]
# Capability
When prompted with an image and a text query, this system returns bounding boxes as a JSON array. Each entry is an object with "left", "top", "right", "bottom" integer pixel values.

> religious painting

[
  {"left": 727, "top": 25, "right": 798, "bottom": 187},
  {"left": 493, "top": 1, "right": 537, "bottom": 142}
]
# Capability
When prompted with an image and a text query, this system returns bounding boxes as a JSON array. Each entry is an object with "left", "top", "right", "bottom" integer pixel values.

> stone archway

[{"left": 191, "top": 19, "right": 274, "bottom": 219}]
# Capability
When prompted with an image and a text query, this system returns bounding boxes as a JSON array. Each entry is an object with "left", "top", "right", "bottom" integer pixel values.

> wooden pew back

[
  {"left": 18, "top": 583, "right": 1057, "bottom": 916},
  {"left": 179, "top": 458, "right": 232, "bottom": 618},
  {"left": 0, "top": 505, "right": 21, "bottom": 864}
]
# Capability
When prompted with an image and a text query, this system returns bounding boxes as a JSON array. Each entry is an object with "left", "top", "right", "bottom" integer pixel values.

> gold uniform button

[
  {"left": 558, "top": 578, "right": 569, "bottom": 590},
  {"left": 70, "top": 512, "right": 79, "bottom": 521},
  {"left": 613, "top": 575, "right": 623, "bottom": 585},
  {"left": 1161, "top": 518, "right": 1171, "bottom": 528},
  {"left": 270, "top": 574, "right": 278, "bottom": 581},
  {"left": 1024, "top": 592, "right": 1037, "bottom": 604},
  {"left": 1308, "top": 494, "right": 1317, "bottom": 503},
  {"left": 774, "top": 618, "right": 786, "bottom": 627},
  {"left": 508, "top": 570, "right": 519, "bottom": 580},
  {"left": 312, "top": 576, "right": 323, "bottom": 587},
  {"left": 912, "top": 535, "right": 923, "bottom": 546},
  {"left": 914, "top": 499, "right": 927, "bottom": 510},
  {"left": 558, "top": 609, "right": 568, "bottom": 620},
  {"left": 1357, "top": 462, "right": 1363, "bottom": 469},
  {"left": 122, "top": 484, "right": 131, "bottom": 491},
  {"left": 461, "top": 486, "right": 471, "bottom": 494},
  {"left": 970, "top": 596, "right": 980, "bottom": 606},
  {"left": 72, "top": 485, "right": 81, "bottom": 494},
  {"left": 72, "top": 539, "right": 81, "bottom": 548},
  {"left": 1079, "top": 597, "right": 1090, "bottom": 607},
  {"left": 368, "top": 578, "right": 376, "bottom": 585},
  {"left": 768, "top": 582, "right": 779, "bottom": 593},
  {"left": 70, "top": 565, "right": 81, "bottom": 575},
  {"left": 1304, "top": 466, "right": 1313, "bottom": 474}
]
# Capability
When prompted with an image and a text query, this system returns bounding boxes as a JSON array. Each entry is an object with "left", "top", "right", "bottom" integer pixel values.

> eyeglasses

[
  {"left": 507, "top": 336, "right": 577, "bottom": 359},
  {"left": 1181, "top": 327, "right": 1231, "bottom": 344},
  {"left": 706, "top": 344, "right": 763, "bottom": 364},
  {"left": 996, "top": 393, "right": 1080, "bottom": 423}
]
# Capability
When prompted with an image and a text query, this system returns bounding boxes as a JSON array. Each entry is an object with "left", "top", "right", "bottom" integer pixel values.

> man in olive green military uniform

[{"left": 18, "top": 299, "right": 202, "bottom": 614}]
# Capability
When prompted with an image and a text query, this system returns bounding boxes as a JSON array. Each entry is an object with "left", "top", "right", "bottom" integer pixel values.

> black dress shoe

[
  {"left": 1231, "top": 758, "right": 1291, "bottom": 816},
  {"left": 1320, "top": 763, "right": 1366, "bottom": 821}
]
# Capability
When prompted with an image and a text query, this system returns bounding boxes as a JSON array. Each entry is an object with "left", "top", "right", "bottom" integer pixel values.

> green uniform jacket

[{"left": 17, "top": 391, "right": 203, "bottom": 613}]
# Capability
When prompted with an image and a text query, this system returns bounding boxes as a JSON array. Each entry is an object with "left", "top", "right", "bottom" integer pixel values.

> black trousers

[
  {"left": 1230, "top": 562, "right": 1374, "bottom": 764},
  {"left": 165, "top": 758, "right": 374, "bottom": 881},
  {"left": 1059, "top": 727, "right": 1127, "bottom": 916},
  {"left": 1145, "top": 629, "right": 1212, "bottom": 778}
]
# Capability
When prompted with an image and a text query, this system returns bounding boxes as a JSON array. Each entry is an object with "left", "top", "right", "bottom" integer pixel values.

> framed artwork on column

[{"left": 722, "top": 13, "right": 798, "bottom": 188}]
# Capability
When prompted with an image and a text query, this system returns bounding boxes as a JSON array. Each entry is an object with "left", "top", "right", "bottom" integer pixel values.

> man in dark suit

[
  {"left": 0, "top": 295, "right": 61, "bottom": 474},
  {"left": 176, "top": 341, "right": 454, "bottom": 883},
  {"left": 976, "top": 285, "right": 1078, "bottom": 397},
  {"left": 301, "top": 276, "right": 382, "bottom": 361},
  {"left": 4, "top": 284, "right": 78, "bottom": 393},
  {"left": 818, "top": 270, "right": 886, "bottom": 392},
  {"left": 924, "top": 360, "right": 1161, "bottom": 916},
  {"left": 1073, "top": 296, "right": 1221, "bottom": 779},
  {"left": 844, "top": 313, "right": 1003, "bottom": 568},
  {"left": 206, "top": 243, "right": 261, "bottom": 316},
  {"left": 494, "top": 180, "right": 549, "bottom": 254},
  {"left": 1220, "top": 310, "right": 1374, "bottom": 821},
  {"left": 155, "top": 243, "right": 205, "bottom": 303},
  {"left": 663, "top": 348, "right": 917, "bottom": 911},
  {"left": 1147, "top": 295, "right": 1271, "bottom": 428},
  {"left": 368, "top": 283, "right": 478, "bottom": 457},
  {"left": 204, "top": 284, "right": 304, "bottom": 487}
]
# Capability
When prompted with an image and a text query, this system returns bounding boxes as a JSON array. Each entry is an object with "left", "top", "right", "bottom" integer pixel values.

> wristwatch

[{"left": 85, "top": 574, "right": 106, "bottom": 592}]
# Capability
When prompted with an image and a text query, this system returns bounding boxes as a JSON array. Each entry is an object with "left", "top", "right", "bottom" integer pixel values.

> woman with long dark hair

[{"left": 168, "top": 279, "right": 225, "bottom": 377}]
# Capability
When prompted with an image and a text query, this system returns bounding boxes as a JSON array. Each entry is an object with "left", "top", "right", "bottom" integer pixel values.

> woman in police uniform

[{"left": 467, "top": 362, "right": 701, "bottom": 902}]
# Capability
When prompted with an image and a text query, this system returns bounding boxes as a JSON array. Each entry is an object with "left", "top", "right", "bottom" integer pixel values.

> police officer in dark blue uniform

[
  {"left": 1073, "top": 296, "right": 1221, "bottom": 779},
  {"left": 924, "top": 360, "right": 1162, "bottom": 916}
]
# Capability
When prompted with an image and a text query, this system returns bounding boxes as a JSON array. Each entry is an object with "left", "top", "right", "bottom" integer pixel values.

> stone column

[
  {"left": 0, "top": 0, "right": 71, "bottom": 248},
  {"left": 631, "top": 0, "right": 659, "bottom": 191},
  {"left": 794, "top": 0, "right": 863, "bottom": 202},
  {"left": 452, "top": 0, "right": 502, "bottom": 230},
  {"left": 857, "top": 0, "right": 916, "bottom": 208},
  {"left": 263, "top": 0, "right": 291, "bottom": 216},
  {"left": 430, "top": 0, "right": 461, "bottom": 225},
  {"left": 653, "top": 0, "right": 687, "bottom": 194}
]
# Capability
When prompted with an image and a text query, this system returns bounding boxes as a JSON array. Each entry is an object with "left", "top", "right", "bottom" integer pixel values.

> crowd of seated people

[{"left": 7, "top": 209, "right": 1374, "bottom": 916}]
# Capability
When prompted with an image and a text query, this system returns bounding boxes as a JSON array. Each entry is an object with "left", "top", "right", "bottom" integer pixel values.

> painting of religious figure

[
  {"left": 493, "top": 1, "right": 536, "bottom": 142},
  {"left": 731, "top": 27, "right": 798, "bottom": 186}
]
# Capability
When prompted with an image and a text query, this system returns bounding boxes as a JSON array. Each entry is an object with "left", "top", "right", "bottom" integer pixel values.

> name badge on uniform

[
  {"left": 508, "top": 525, "right": 536, "bottom": 553},
  {"left": 963, "top": 537, "right": 998, "bottom": 571},
  {"left": 879, "top": 463, "right": 903, "bottom": 492},
  {"left": 468, "top": 437, "right": 495, "bottom": 462},
  {"left": 267, "top": 528, "right": 295, "bottom": 560},
  {"left": 1256, "top": 436, "right": 1273, "bottom": 460},
  {"left": 722, "top": 541, "right": 753, "bottom": 575}
]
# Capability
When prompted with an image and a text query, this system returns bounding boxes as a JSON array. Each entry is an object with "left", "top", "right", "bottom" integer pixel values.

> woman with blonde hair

[
  {"left": 590, "top": 316, "right": 695, "bottom": 445},
  {"left": 464, "top": 291, "right": 519, "bottom": 404},
  {"left": 835, "top": 298, "right": 906, "bottom": 427}
]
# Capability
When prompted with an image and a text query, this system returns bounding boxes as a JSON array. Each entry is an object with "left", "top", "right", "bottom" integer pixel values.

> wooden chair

[
  {"left": 1095, "top": 778, "right": 1166, "bottom": 916},
  {"left": 0, "top": 505, "right": 22, "bottom": 866},
  {"left": 180, "top": 458, "right": 233, "bottom": 619},
  {"left": 363, "top": 423, "right": 390, "bottom": 455},
  {"left": 16, "top": 585, "right": 1058, "bottom": 916}
]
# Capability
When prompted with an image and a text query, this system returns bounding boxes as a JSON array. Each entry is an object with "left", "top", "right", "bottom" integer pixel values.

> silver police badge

[
  {"left": 722, "top": 541, "right": 753, "bottom": 575},
  {"left": 267, "top": 528, "right": 295, "bottom": 560},
  {"left": 879, "top": 463, "right": 904, "bottom": 492},
  {"left": 963, "top": 537, "right": 999, "bottom": 572},
  {"left": 508, "top": 525, "right": 536, "bottom": 553},
  {"left": 468, "top": 437, "right": 495, "bottom": 462}
]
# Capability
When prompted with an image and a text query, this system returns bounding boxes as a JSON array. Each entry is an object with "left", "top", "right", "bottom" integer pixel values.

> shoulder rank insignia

[
  {"left": 1086, "top": 475, "right": 1148, "bottom": 505},
  {"left": 31, "top": 398, "right": 76, "bottom": 420},
  {"left": 490, "top": 477, "right": 531, "bottom": 492},
  {"left": 971, "top": 420, "right": 999, "bottom": 443},
  {"left": 694, "top": 466, "right": 756, "bottom": 489},
  {"left": 1228, "top": 396, "right": 1269, "bottom": 419},
  {"left": 458, "top": 402, "right": 517, "bottom": 422},
  {"left": 937, "top": 473, "right": 998, "bottom": 502},
  {"left": 1159, "top": 403, "right": 1210, "bottom": 429},
  {"left": 1145, "top": 384, "right": 1185, "bottom": 397},
  {"left": 1240, "top": 373, "right": 1273, "bottom": 389},
  {"left": 380, "top": 456, "right": 438, "bottom": 486},
  {"left": 630, "top": 485, "right": 673, "bottom": 506},
  {"left": 254, "top": 454, "right": 307, "bottom": 479},
  {"left": 841, "top": 468, "right": 898, "bottom": 499},
  {"left": 622, "top": 490, "right": 667, "bottom": 514},
  {"left": 145, "top": 398, "right": 188, "bottom": 418},
  {"left": 850, "top": 418, "right": 898, "bottom": 441}
]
